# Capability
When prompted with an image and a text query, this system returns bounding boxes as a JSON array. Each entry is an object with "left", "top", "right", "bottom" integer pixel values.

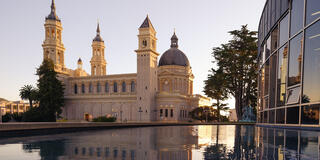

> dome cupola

[{"left": 158, "top": 31, "right": 190, "bottom": 67}]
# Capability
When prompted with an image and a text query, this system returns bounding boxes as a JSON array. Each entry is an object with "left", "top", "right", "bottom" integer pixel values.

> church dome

[{"left": 158, "top": 32, "right": 190, "bottom": 67}]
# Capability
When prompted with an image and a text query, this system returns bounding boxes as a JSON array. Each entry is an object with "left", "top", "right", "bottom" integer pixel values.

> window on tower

[
  {"left": 142, "top": 40, "right": 147, "bottom": 47},
  {"left": 57, "top": 53, "right": 60, "bottom": 64}
]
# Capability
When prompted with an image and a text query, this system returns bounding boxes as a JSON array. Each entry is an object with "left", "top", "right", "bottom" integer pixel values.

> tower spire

[
  {"left": 46, "top": 0, "right": 60, "bottom": 21},
  {"left": 93, "top": 22, "right": 103, "bottom": 42},
  {"left": 97, "top": 21, "right": 100, "bottom": 35}
]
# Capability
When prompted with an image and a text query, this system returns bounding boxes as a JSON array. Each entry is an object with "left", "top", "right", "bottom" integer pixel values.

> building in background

[
  {"left": 257, "top": 0, "right": 320, "bottom": 126},
  {"left": 42, "top": 0, "right": 210, "bottom": 122},
  {"left": 0, "top": 100, "right": 30, "bottom": 115}
]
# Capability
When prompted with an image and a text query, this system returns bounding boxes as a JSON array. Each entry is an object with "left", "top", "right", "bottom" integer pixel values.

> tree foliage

[
  {"left": 209, "top": 25, "right": 258, "bottom": 120},
  {"left": 204, "top": 68, "right": 229, "bottom": 122},
  {"left": 35, "top": 59, "right": 65, "bottom": 122},
  {"left": 19, "top": 85, "right": 38, "bottom": 108}
]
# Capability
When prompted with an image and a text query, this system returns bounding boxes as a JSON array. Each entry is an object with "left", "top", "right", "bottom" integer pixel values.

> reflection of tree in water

[
  {"left": 203, "top": 125, "right": 256, "bottom": 160},
  {"left": 22, "top": 140, "right": 66, "bottom": 160},
  {"left": 204, "top": 144, "right": 229, "bottom": 160}
]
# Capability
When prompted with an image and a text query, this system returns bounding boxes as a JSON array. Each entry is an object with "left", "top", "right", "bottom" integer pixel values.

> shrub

[
  {"left": 92, "top": 116, "right": 116, "bottom": 122},
  {"left": 11, "top": 112, "right": 24, "bottom": 122},
  {"left": 22, "top": 107, "right": 45, "bottom": 122},
  {"left": 2, "top": 113, "right": 12, "bottom": 122}
]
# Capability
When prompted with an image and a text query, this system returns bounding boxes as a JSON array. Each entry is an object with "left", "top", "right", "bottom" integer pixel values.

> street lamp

[{"left": 138, "top": 107, "right": 143, "bottom": 122}]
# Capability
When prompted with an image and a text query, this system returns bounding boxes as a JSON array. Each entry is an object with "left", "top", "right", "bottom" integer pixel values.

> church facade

[{"left": 42, "top": 0, "right": 210, "bottom": 122}]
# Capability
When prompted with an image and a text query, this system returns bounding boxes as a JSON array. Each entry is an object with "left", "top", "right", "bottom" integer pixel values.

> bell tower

[
  {"left": 42, "top": 0, "right": 66, "bottom": 73},
  {"left": 90, "top": 23, "right": 107, "bottom": 76},
  {"left": 135, "top": 15, "right": 159, "bottom": 121}
]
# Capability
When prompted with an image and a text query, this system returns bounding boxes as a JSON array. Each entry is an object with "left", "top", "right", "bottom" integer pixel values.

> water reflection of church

[{"left": 19, "top": 125, "right": 256, "bottom": 160}]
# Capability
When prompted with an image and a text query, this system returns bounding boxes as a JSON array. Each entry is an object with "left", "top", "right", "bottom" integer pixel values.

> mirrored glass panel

[
  {"left": 285, "top": 131, "right": 299, "bottom": 158},
  {"left": 286, "top": 107, "right": 299, "bottom": 124},
  {"left": 279, "top": 14, "right": 289, "bottom": 47},
  {"left": 301, "top": 105, "right": 319, "bottom": 124},
  {"left": 269, "top": 54, "right": 277, "bottom": 108},
  {"left": 269, "top": 110, "right": 275, "bottom": 123},
  {"left": 287, "top": 87, "right": 300, "bottom": 104},
  {"left": 263, "top": 111, "right": 268, "bottom": 123},
  {"left": 266, "top": 36, "right": 271, "bottom": 59},
  {"left": 276, "top": 108, "right": 285, "bottom": 123},
  {"left": 264, "top": 60, "right": 269, "bottom": 96},
  {"left": 306, "top": 0, "right": 320, "bottom": 25},
  {"left": 303, "top": 21, "right": 320, "bottom": 103},
  {"left": 288, "top": 33, "right": 303, "bottom": 86},
  {"left": 281, "top": 0, "right": 289, "bottom": 15},
  {"left": 300, "top": 131, "right": 319, "bottom": 159},
  {"left": 271, "top": 26, "right": 278, "bottom": 52},
  {"left": 277, "top": 44, "right": 288, "bottom": 107},
  {"left": 290, "top": 0, "right": 304, "bottom": 36}
]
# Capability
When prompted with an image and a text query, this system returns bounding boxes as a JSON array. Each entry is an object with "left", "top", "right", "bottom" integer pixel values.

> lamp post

[{"left": 138, "top": 107, "right": 143, "bottom": 122}]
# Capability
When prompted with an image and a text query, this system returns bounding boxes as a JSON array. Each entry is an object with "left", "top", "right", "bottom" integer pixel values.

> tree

[
  {"left": 204, "top": 68, "right": 229, "bottom": 122},
  {"left": 19, "top": 85, "right": 38, "bottom": 108},
  {"left": 189, "top": 106, "right": 217, "bottom": 122},
  {"left": 36, "top": 59, "right": 64, "bottom": 121},
  {"left": 210, "top": 25, "right": 258, "bottom": 120}
]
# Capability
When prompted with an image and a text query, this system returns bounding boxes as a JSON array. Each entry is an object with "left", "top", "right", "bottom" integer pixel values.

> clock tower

[{"left": 135, "top": 16, "right": 159, "bottom": 121}]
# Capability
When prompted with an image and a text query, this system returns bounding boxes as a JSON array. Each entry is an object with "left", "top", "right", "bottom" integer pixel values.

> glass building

[{"left": 257, "top": 0, "right": 320, "bottom": 126}]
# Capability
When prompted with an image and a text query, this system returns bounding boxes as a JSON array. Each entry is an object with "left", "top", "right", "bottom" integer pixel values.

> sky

[{"left": 0, "top": 0, "right": 265, "bottom": 108}]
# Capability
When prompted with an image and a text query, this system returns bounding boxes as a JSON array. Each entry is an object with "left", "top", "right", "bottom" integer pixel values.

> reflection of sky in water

[{"left": 0, "top": 125, "right": 319, "bottom": 159}]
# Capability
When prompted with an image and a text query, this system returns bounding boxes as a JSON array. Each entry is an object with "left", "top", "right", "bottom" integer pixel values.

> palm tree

[{"left": 19, "top": 85, "right": 38, "bottom": 108}]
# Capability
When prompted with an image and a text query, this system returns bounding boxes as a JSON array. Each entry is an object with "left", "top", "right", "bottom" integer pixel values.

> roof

[
  {"left": 46, "top": 0, "right": 60, "bottom": 21},
  {"left": 139, "top": 15, "right": 155, "bottom": 30}
]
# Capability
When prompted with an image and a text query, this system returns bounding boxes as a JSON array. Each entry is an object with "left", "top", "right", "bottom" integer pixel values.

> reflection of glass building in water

[
  {"left": 256, "top": 127, "right": 320, "bottom": 159},
  {"left": 257, "top": 0, "right": 320, "bottom": 126}
]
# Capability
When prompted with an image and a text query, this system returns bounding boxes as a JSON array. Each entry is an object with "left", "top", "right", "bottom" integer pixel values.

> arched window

[
  {"left": 89, "top": 83, "right": 93, "bottom": 93},
  {"left": 165, "top": 109, "right": 168, "bottom": 117},
  {"left": 57, "top": 53, "right": 60, "bottom": 64},
  {"left": 114, "top": 82, "right": 118, "bottom": 93},
  {"left": 105, "top": 82, "right": 109, "bottom": 93},
  {"left": 74, "top": 84, "right": 78, "bottom": 94},
  {"left": 93, "top": 66, "right": 97, "bottom": 76},
  {"left": 131, "top": 81, "right": 135, "bottom": 92},
  {"left": 122, "top": 82, "right": 126, "bottom": 92},
  {"left": 170, "top": 109, "right": 173, "bottom": 117},
  {"left": 142, "top": 40, "right": 147, "bottom": 47},
  {"left": 81, "top": 84, "right": 85, "bottom": 93},
  {"left": 97, "top": 82, "right": 101, "bottom": 93},
  {"left": 160, "top": 109, "right": 163, "bottom": 117}
]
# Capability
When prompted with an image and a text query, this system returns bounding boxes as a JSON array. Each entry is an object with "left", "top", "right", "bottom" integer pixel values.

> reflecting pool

[{"left": 0, "top": 125, "right": 319, "bottom": 159}]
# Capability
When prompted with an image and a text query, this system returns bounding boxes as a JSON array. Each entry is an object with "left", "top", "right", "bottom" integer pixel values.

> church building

[{"left": 42, "top": 0, "right": 210, "bottom": 122}]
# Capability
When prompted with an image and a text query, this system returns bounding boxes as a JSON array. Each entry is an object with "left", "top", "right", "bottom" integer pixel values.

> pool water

[{"left": 0, "top": 125, "right": 318, "bottom": 160}]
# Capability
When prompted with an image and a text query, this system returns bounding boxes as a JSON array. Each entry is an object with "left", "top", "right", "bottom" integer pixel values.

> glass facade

[{"left": 258, "top": 0, "right": 320, "bottom": 126}]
